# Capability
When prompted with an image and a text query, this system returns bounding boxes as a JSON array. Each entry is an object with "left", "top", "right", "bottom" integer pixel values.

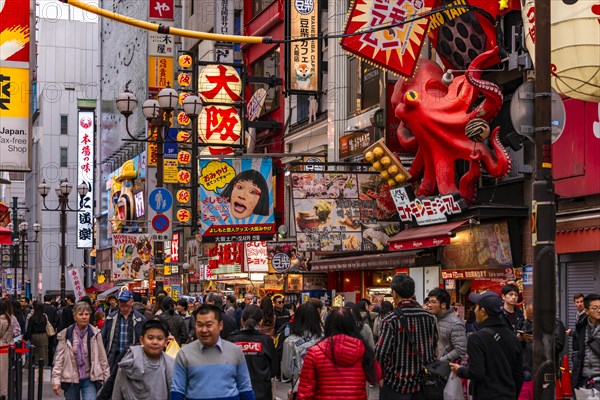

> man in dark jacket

[
  {"left": 58, "top": 294, "right": 76, "bottom": 331},
  {"left": 572, "top": 293, "right": 600, "bottom": 391},
  {"left": 206, "top": 292, "right": 237, "bottom": 338},
  {"left": 450, "top": 291, "right": 524, "bottom": 400},
  {"left": 43, "top": 294, "right": 59, "bottom": 366},
  {"left": 501, "top": 284, "right": 525, "bottom": 334},
  {"left": 227, "top": 305, "right": 279, "bottom": 400}
]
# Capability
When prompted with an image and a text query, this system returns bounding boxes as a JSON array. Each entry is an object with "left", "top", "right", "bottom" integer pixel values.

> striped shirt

[
  {"left": 375, "top": 300, "right": 438, "bottom": 394},
  {"left": 118, "top": 314, "right": 130, "bottom": 353},
  {"left": 171, "top": 337, "right": 255, "bottom": 400}
]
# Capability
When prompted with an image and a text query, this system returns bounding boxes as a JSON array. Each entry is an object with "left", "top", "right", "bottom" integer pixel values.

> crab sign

[{"left": 392, "top": 47, "right": 511, "bottom": 203}]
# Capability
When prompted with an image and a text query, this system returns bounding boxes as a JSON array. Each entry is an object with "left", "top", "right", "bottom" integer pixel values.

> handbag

[
  {"left": 45, "top": 316, "right": 56, "bottom": 337},
  {"left": 165, "top": 339, "right": 180, "bottom": 358}
]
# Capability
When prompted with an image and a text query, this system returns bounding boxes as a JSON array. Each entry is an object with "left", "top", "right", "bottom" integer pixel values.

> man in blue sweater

[{"left": 171, "top": 304, "right": 255, "bottom": 400}]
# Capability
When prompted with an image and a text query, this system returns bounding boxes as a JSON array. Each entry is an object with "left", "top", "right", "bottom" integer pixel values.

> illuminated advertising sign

[
  {"left": 0, "top": 0, "right": 30, "bottom": 63},
  {"left": 285, "top": 0, "right": 320, "bottom": 93},
  {"left": 77, "top": 110, "right": 94, "bottom": 248},
  {"left": 0, "top": 66, "right": 30, "bottom": 171},
  {"left": 199, "top": 158, "right": 275, "bottom": 242}
]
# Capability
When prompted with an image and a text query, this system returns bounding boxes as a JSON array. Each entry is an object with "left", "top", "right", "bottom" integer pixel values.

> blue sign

[
  {"left": 149, "top": 188, "right": 173, "bottom": 213},
  {"left": 523, "top": 265, "right": 533, "bottom": 286},
  {"left": 164, "top": 128, "right": 178, "bottom": 159}
]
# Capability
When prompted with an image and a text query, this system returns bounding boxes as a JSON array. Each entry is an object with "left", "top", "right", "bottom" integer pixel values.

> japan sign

[
  {"left": 286, "top": 0, "right": 320, "bottom": 93},
  {"left": 0, "top": 67, "right": 30, "bottom": 171},
  {"left": 340, "top": 0, "right": 434, "bottom": 78},
  {"left": 198, "top": 64, "right": 242, "bottom": 104},
  {"left": 245, "top": 241, "right": 268, "bottom": 272},
  {"left": 390, "top": 185, "right": 466, "bottom": 226},
  {"left": 198, "top": 105, "right": 242, "bottom": 155},
  {"left": 77, "top": 110, "right": 94, "bottom": 248},
  {"left": 199, "top": 158, "right": 275, "bottom": 242}
]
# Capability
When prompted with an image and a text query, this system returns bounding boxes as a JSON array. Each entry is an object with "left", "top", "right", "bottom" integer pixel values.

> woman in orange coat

[{"left": 296, "top": 307, "right": 381, "bottom": 400}]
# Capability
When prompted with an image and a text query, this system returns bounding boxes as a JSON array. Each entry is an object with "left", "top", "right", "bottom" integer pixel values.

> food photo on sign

[
  {"left": 199, "top": 158, "right": 275, "bottom": 241},
  {"left": 111, "top": 234, "right": 153, "bottom": 280},
  {"left": 291, "top": 172, "right": 401, "bottom": 252}
]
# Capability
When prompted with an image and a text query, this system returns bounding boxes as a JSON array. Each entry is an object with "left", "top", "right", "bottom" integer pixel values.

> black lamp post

[
  {"left": 16, "top": 221, "right": 40, "bottom": 297},
  {"left": 38, "top": 179, "right": 88, "bottom": 299}
]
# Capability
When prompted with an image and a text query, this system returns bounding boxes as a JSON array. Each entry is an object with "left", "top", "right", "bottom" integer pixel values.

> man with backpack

[{"left": 450, "top": 291, "right": 524, "bottom": 400}]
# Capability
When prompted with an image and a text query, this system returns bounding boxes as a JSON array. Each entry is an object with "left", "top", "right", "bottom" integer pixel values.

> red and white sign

[
  {"left": 390, "top": 186, "right": 464, "bottom": 226},
  {"left": 235, "top": 341, "right": 263, "bottom": 353},
  {"left": 148, "top": 0, "right": 174, "bottom": 20},
  {"left": 77, "top": 110, "right": 94, "bottom": 248},
  {"left": 0, "top": 0, "right": 30, "bottom": 63},
  {"left": 441, "top": 267, "right": 515, "bottom": 281},
  {"left": 67, "top": 264, "right": 85, "bottom": 301},
  {"left": 198, "top": 65, "right": 242, "bottom": 104},
  {"left": 389, "top": 236, "right": 451, "bottom": 251},
  {"left": 171, "top": 232, "right": 179, "bottom": 263},
  {"left": 245, "top": 241, "right": 268, "bottom": 272}
]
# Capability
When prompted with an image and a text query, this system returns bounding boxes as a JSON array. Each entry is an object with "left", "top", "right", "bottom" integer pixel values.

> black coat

[
  {"left": 457, "top": 317, "right": 524, "bottom": 400},
  {"left": 227, "top": 328, "right": 279, "bottom": 400},
  {"left": 221, "top": 311, "right": 238, "bottom": 339},
  {"left": 571, "top": 314, "right": 599, "bottom": 388},
  {"left": 43, "top": 303, "right": 58, "bottom": 328},
  {"left": 58, "top": 305, "right": 75, "bottom": 331}
]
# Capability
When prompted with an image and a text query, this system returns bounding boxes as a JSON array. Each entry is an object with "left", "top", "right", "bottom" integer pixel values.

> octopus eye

[{"left": 406, "top": 90, "right": 419, "bottom": 102}]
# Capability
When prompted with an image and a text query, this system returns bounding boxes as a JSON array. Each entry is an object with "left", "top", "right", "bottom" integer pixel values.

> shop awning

[
  {"left": 556, "top": 213, "right": 600, "bottom": 254},
  {"left": 388, "top": 220, "right": 468, "bottom": 251},
  {"left": 0, "top": 226, "right": 12, "bottom": 245},
  {"left": 311, "top": 251, "right": 418, "bottom": 272},
  {"left": 97, "top": 285, "right": 121, "bottom": 300}
]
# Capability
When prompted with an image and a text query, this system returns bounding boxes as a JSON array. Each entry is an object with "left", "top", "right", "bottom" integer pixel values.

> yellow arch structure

[{"left": 59, "top": 0, "right": 269, "bottom": 44}]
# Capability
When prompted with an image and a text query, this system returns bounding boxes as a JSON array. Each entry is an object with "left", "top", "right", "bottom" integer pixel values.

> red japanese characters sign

[
  {"left": 148, "top": 0, "right": 174, "bottom": 20},
  {"left": 198, "top": 64, "right": 242, "bottom": 104},
  {"left": 198, "top": 105, "right": 242, "bottom": 155},
  {"left": 341, "top": 0, "right": 434, "bottom": 78},
  {"left": 0, "top": 0, "right": 30, "bottom": 63},
  {"left": 77, "top": 110, "right": 94, "bottom": 248}
]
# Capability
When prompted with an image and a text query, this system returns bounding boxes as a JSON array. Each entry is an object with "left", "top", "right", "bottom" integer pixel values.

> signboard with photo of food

[{"left": 291, "top": 172, "right": 401, "bottom": 252}]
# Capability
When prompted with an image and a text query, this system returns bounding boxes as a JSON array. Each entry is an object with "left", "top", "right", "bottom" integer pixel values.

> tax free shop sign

[{"left": 0, "top": 66, "right": 30, "bottom": 171}]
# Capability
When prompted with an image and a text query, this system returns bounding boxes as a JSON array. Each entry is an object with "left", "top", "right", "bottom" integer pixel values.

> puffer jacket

[
  {"left": 51, "top": 324, "right": 111, "bottom": 385},
  {"left": 158, "top": 311, "right": 188, "bottom": 346},
  {"left": 296, "top": 334, "right": 379, "bottom": 400}
]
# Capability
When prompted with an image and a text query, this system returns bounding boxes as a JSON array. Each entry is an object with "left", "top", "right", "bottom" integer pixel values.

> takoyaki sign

[
  {"left": 291, "top": 172, "right": 401, "bottom": 252},
  {"left": 111, "top": 234, "right": 153, "bottom": 281}
]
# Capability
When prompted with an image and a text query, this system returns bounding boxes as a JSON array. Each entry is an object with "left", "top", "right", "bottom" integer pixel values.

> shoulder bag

[
  {"left": 45, "top": 315, "right": 56, "bottom": 337},
  {"left": 395, "top": 308, "right": 449, "bottom": 400}
]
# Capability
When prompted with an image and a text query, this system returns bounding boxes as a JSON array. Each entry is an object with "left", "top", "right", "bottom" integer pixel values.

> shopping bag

[
  {"left": 444, "top": 372, "right": 465, "bottom": 400},
  {"left": 165, "top": 339, "right": 180, "bottom": 358},
  {"left": 574, "top": 388, "right": 600, "bottom": 400}
]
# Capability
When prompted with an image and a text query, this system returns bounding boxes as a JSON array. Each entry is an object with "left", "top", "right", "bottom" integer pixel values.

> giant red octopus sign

[{"left": 391, "top": 47, "right": 511, "bottom": 203}]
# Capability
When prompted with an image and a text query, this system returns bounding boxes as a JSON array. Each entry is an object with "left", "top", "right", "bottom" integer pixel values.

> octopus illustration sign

[
  {"left": 341, "top": 0, "right": 434, "bottom": 77},
  {"left": 199, "top": 157, "right": 275, "bottom": 242}
]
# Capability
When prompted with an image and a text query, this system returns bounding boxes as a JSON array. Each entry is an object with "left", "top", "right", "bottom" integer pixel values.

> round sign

[
  {"left": 176, "top": 209, "right": 191, "bottom": 223},
  {"left": 148, "top": 188, "right": 173, "bottom": 213},
  {"left": 178, "top": 54, "right": 193, "bottom": 69},
  {"left": 152, "top": 214, "right": 170, "bottom": 233},
  {"left": 177, "top": 131, "right": 190, "bottom": 142},
  {"left": 176, "top": 189, "right": 190, "bottom": 203},
  {"left": 177, "top": 111, "right": 191, "bottom": 126},
  {"left": 177, "top": 170, "right": 191, "bottom": 184},
  {"left": 271, "top": 253, "right": 291, "bottom": 273},
  {"left": 178, "top": 92, "right": 190, "bottom": 106},
  {"left": 177, "top": 73, "right": 191, "bottom": 87}
]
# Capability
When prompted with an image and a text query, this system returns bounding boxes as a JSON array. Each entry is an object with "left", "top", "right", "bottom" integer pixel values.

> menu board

[{"left": 291, "top": 172, "right": 401, "bottom": 252}]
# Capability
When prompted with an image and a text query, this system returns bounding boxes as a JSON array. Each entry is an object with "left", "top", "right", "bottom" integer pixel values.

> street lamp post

[
  {"left": 16, "top": 221, "right": 41, "bottom": 297},
  {"left": 38, "top": 179, "right": 88, "bottom": 299}
]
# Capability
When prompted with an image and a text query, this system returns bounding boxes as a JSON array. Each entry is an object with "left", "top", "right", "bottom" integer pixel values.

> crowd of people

[{"left": 0, "top": 281, "right": 598, "bottom": 400}]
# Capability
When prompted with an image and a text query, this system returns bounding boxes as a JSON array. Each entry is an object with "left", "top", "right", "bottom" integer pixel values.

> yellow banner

[
  {"left": 0, "top": 67, "right": 29, "bottom": 118},
  {"left": 148, "top": 56, "right": 174, "bottom": 91},
  {"left": 164, "top": 159, "right": 178, "bottom": 183}
]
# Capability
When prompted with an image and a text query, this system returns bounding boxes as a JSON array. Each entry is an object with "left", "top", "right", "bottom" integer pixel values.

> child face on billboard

[{"left": 230, "top": 179, "right": 261, "bottom": 219}]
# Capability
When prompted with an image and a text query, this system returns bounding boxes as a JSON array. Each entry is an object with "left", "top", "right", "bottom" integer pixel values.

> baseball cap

[
  {"left": 118, "top": 289, "right": 134, "bottom": 302},
  {"left": 469, "top": 291, "right": 503, "bottom": 317}
]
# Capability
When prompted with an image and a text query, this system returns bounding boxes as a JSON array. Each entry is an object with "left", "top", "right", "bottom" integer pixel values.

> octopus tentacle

[
  {"left": 465, "top": 47, "right": 503, "bottom": 120},
  {"left": 459, "top": 155, "right": 482, "bottom": 203},
  {"left": 478, "top": 127, "right": 511, "bottom": 178}
]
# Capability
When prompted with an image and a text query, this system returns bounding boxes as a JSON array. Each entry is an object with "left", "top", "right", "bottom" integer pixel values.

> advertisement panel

[
  {"left": 148, "top": 0, "right": 174, "bottom": 20},
  {"left": 66, "top": 264, "right": 85, "bottom": 301},
  {"left": 77, "top": 111, "right": 94, "bottom": 248},
  {"left": 442, "top": 222, "right": 513, "bottom": 269},
  {"left": 0, "top": 66, "right": 30, "bottom": 171},
  {"left": 199, "top": 158, "right": 275, "bottom": 242},
  {"left": 291, "top": 172, "right": 401, "bottom": 252},
  {"left": 245, "top": 241, "right": 268, "bottom": 272},
  {"left": 0, "top": 0, "right": 30, "bottom": 63},
  {"left": 214, "top": 0, "right": 234, "bottom": 63},
  {"left": 112, "top": 234, "right": 154, "bottom": 280},
  {"left": 340, "top": 0, "right": 433, "bottom": 78},
  {"left": 148, "top": 56, "right": 174, "bottom": 93},
  {"left": 285, "top": 0, "right": 320, "bottom": 94}
]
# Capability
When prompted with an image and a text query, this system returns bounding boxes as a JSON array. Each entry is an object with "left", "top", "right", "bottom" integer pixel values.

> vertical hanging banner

[
  {"left": 66, "top": 264, "right": 85, "bottom": 301},
  {"left": 214, "top": 0, "right": 234, "bottom": 63},
  {"left": 340, "top": 0, "right": 434, "bottom": 78},
  {"left": 285, "top": 0, "right": 320, "bottom": 94},
  {"left": 0, "top": 66, "right": 30, "bottom": 171},
  {"left": 77, "top": 110, "right": 94, "bottom": 248},
  {"left": 199, "top": 157, "right": 275, "bottom": 242}
]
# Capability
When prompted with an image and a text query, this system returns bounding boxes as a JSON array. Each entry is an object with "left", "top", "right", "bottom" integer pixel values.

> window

[
  {"left": 251, "top": 48, "right": 280, "bottom": 115},
  {"left": 190, "top": 0, "right": 194, "bottom": 15},
  {"left": 60, "top": 147, "right": 68, "bottom": 167},
  {"left": 361, "top": 62, "right": 380, "bottom": 109},
  {"left": 347, "top": 57, "right": 360, "bottom": 116},
  {"left": 9, "top": 171, "right": 24, "bottom": 181},
  {"left": 254, "top": 0, "right": 276, "bottom": 16},
  {"left": 60, "top": 115, "right": 68, "bottom": 135}
]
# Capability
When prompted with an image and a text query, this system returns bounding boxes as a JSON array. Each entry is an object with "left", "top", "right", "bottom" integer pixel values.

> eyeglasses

[{"left": 588, "top": 306, "right": 600, "bottom": 312}]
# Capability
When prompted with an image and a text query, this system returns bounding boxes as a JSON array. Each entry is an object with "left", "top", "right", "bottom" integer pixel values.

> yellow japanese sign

[{"left": 148, "top": 56, "right": 174, "bottom": 92}]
